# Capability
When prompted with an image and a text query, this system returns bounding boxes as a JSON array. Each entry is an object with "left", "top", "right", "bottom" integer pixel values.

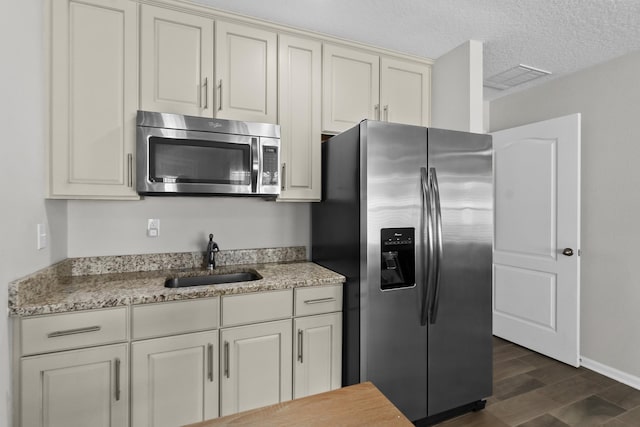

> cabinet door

[
  {"left": 50, "top": 0, "right": 137, "bottom": 199},
  {"left": 140, "top": 4, "right": 214, "bottom": 117},
  {"left": 293, "top": 313, "right": 342, "bottom": 399},
  {"left": 220, "top": 320, "right": 292, "bottom": 416},
  {"left": 21, "top": 344, "right": 128, "bottom": 427},
  {"left": 215, "top": 21, "right": 277, "bottom": 123},
  {"left": 278, "top": 35, "right": 322, "bottom": 201},
  {"left": 131, "top": 331, "right": 219, "bottom": 427},
  {"left": 380, "top": 57, "right": 431, "bottom": 126},
  {"left": 322, "top": 44, "right": 380, "bottom": 134}
]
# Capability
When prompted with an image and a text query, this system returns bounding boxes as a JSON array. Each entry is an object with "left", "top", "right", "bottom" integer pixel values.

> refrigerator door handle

[
  {"left": 428, "top": 167, "right": 444, "bottom": 324},
  {"left": 420, "top": 167, "right": 434, "bottom": 326}
]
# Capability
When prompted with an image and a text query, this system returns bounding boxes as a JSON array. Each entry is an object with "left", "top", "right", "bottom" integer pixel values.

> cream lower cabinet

[
  {"left": 16, "top": 289, "right": 340, "bottom": 426},
  {"left": 219, "top": 289, "right": 294, "bottom": 416},
  {"left": 49, "top": 0, "right": 138, "bottom": 199},
  {"left": 21, "top": 344, "right": 129, "bottom": 427},
  {"left": 293, "top": 312, "right": 342, "bottom": 399},
  {"left": 131, "top": 331, "right": 219, "bottom": 427},
  {"left": 220, "top": 320, "right": 293, "bottom": 416},
  {"left": 278, "top": 35, "right": 322, "bottom": 201}
]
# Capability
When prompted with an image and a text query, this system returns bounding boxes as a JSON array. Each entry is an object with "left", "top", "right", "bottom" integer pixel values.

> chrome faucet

[{"left": 206, "top": 234, "right": 219, "bottom": 270}]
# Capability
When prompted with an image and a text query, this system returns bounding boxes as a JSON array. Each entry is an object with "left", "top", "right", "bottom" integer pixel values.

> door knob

[{"left": 562, "top": 248, "right": 574, "bottom": 256}]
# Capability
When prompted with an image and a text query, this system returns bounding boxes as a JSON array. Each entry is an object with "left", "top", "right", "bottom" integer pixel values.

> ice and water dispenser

[{"left": 380, "top": 228, "right": 415, "bottom": 290}]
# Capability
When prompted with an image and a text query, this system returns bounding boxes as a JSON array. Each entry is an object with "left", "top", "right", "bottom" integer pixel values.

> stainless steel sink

[{"left": 164, "top": 272, "right": 261, "bottom": 288}]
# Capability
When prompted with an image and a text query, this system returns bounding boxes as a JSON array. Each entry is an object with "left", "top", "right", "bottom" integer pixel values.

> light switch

[
  {"left": 147, "top": 219, "right": 160, "bottom": 237},
  {"left": 37, "top": 223, "right": 48, "bottom": 250}
]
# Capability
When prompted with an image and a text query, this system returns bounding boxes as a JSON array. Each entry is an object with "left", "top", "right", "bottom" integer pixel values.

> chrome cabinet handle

[
  {"left": 224, "top": 341, "right": 229, "bottom": 378},
  {"left": 47, "top": 326, "right": 101, "bottom": 338},
  {"left": 281, "top": 163, "right": 286, "bottom": 191},
  {"left": 203, "top": 77, "right": 209, "bottom": 109},
  {"left": 428, "top": 167, "right": 443, "bottom": 325},
  {"left": 562, "top": 248, "right": 574, "bottom": 256},
  {"left": 374, "top": 104, "right": 380, "bottom": 120},
  {"left": 297, "top": 329, "right": 303, "bottom": 363},
  {"left": 218, "top": 80, "right": 222, "bottom": 111},
  {"left": 303, "top": 297, "right": 336, "bottom": 305},
  {"left": 115, "top": 358, "right": 121, "bottom": 401},
  {"left": 383, "top": 105, "right": 389, "bottom": 121},
  {"left": 207, "top": 343, "right": 214, "bottom": 382},
  {"left": 127, "top": 154, "right": 133, "bottom": 188}
]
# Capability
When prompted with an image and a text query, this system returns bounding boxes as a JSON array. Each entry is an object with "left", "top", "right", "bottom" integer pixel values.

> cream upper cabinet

[
  {"left": 322, "top": 44, "right": 380, "bottom": 134},
  {"left": 380, "top": 57, "right": 431, "bottom": 127},
  {"left": 131, "top": 331, "right": 219, "bottom": 427},
  {"left": 139, "top": 4, "right": 214, "bottom": 117},
  {"left": 21, "top": 344, "right": 128, "bottom": 427},
  {"left": 49, "top": 0, "right": 138, "bottom": 199},
  {"left": 322, "top": 44, "right": 432, "bottom": 133},
  {"left": 293, "top": 312, "right": 342, "bottom": 399},
  {"left": 220, "top": 320, "right": 293, "bottom": 416},
  {"left": 215, "top": 21, "right": 278, "bottom": 123},
  {"left": 278, "top": 35, "right": 322, "bottom": 201}
]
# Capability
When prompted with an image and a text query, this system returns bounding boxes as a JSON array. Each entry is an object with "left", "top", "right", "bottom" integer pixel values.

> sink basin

[{"left": 165, "top": 272, "right": 261, "bottom": 288}]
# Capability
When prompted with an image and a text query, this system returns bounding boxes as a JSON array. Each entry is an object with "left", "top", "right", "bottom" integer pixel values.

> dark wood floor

[{"left": 435, "top": 337, "right": 640, "bottom": 427}]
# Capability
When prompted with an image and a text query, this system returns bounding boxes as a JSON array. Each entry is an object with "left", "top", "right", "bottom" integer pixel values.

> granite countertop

[{"left": 9, "top": 247, "right": 345, "bottom": 317}]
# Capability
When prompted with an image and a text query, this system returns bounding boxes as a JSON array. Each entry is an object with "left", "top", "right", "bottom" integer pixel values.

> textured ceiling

[{"left": 192, "top": 0, "right": 640, "bottom": 100}]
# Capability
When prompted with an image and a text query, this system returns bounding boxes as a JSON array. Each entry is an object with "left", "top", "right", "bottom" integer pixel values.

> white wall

[
  {"left": 1, "top": 1, "right": 68, "bottom": 425},
  {"left": 432, "top": 40, "right": 484, "bottom": 133},
  {"left": 67, "top": 198, "right": 310, "bottom": 257},
  {"left": 490, "top": 51, "right": 640, "bottom": 383}
]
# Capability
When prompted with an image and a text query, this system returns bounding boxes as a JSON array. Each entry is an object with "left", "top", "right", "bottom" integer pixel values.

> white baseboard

[{"left": 580, "top": 356, "right": 640, "bottom": 391}]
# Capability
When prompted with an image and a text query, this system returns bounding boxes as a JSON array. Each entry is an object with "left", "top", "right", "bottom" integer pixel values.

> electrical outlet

[
  {"left": 37, "top": 223, "right": 48, "bottom": 250},
  {"left": 147, "top": 218, "right": 160, "bottom": 237}
]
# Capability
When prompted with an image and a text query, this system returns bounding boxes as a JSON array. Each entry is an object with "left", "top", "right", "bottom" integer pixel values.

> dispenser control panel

[{"left": 380, "top": 228, "right": 415, "bottom": 290}]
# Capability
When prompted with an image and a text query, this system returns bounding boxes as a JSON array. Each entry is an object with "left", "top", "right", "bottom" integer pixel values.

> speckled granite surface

[{"left": 9, "top": 247, "right": 344, "bottom": 317}]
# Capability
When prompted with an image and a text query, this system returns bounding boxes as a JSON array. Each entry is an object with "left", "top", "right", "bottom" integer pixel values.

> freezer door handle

[
  {"left": 420, "top": 167, "right": 434, "bottom": 326},
  {"left": 428, "top": 167, "right": 444, "bottom": 324}
]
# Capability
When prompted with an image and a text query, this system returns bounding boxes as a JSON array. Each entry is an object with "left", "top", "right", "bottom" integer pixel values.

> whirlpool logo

[{"left": 208, "top": 121, "right": 223, "bottom": 128}]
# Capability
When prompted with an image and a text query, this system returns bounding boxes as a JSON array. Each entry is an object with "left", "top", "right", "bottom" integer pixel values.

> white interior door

[{"left": 492, "top": 114, "right": 581, "bottom": 367}]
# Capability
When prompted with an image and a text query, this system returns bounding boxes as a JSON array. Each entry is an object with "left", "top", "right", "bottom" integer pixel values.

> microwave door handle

[{"left": 251, "top": 137, "right": 259, "bottom": 193}]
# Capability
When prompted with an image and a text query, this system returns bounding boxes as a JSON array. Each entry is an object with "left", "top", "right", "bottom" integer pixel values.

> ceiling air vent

[{"left": 484, "top": 64, "right": 551, "bottom": 90}]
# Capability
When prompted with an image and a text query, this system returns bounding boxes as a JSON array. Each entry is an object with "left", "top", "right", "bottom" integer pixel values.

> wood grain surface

[{"left": 185, "top": 382, "right": 413, "bottom": 426}]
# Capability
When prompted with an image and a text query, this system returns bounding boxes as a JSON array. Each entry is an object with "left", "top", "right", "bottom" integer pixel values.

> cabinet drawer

[
  {"left": 21, "top": 307, "right": 128, "bottom": 356},
  {"left": 222, "top": 290, "right": 292, "bottom": 327},
  {"left": 132, "top": 297, "right": 219, "bottom": 340},
  {"left": 295, "top": 285, "right": 343, "bottom": 316}
]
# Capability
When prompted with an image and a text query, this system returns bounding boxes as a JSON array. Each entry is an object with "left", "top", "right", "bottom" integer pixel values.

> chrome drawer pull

[
  {"left": 303, "top": 297, "right": 336, "bottom": 305},
  {"left": 297, "top": 329, "right": 303, "bottom": 363},
  {"left": 115, "top": 358, "right": 121, "bottom": 401},
  {"left": 207, "top": 343, "right": 214, "bottom": 382},
  {"left": 224, "top": 341, "right": 230, "bottom": 378},
  {"left": 47, "top": 326, "right": 101, "bottom": 338},
  {"left": 203, "top": 77, "right": 209, "bottom": 109},
  {"left": 127, "top": 154, "right": 133, "bottom": 188}
]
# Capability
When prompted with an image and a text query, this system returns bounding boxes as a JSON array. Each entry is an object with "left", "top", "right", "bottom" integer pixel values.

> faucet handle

[{"left": 208, "top": 234, "right": 219, "bottom": 252}]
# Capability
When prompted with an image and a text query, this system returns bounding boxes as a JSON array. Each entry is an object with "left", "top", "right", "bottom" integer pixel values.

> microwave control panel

[{"left": 262, "top": 146, "right": 279, "bottom": 186}]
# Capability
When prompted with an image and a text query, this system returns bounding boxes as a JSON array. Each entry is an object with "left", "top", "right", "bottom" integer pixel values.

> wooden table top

[{"left": 185, "top": 382, "right": 413, "bottom": 426}]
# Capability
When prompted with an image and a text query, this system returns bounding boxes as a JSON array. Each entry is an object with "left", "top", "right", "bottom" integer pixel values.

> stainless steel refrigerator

[{"left": 312, "top": 120, "right": 493, "bottom": 425}]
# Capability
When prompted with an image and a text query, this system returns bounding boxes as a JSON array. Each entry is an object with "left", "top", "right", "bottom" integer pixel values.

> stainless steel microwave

[{"left": 136, "top": 111, "right": 280, "bottom": 197}]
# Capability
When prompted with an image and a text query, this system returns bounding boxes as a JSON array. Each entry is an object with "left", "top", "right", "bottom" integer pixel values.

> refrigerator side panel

[
  {"left": 311, "top": 125, "right": 361, "bottom": 386},
  {"left": 361, "top": 121, "right": 429, "bottom": 421},
  {"left": 426, "top": 128, "right": 493, "bottom": 416}
]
